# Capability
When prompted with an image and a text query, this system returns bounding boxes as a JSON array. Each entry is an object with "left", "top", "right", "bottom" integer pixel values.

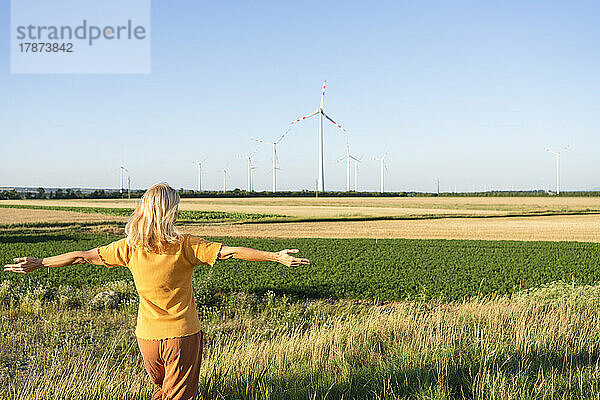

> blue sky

[{"left": 1, "top": 0, "right": 599, "bottom": 192}]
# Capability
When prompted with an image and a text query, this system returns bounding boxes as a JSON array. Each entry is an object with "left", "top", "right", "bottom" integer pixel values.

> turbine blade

[
  {"left": 274, "top": 127, "right": 293, "bottom": 144},
  {"left": 290, "top": 110, "right": 319, "bottom": 126},
  {"left": 320, "top": 80, "right": 326, "bottom": 110},
  {"left": 322, "top": 112, "right": 347, "bottom": 132},
  {"left": 274, "top": 133, "right": 286, "bottom": 144},
  {"left": 254, "top": 138, "right": 274, "bottom": 146}
]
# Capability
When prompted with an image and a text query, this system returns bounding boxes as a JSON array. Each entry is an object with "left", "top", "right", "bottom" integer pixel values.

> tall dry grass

[{"left": 2, "top": 282, "right": 600, "bottom": 399}]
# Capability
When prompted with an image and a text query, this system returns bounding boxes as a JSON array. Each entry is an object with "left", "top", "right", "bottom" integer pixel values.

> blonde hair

[{"left": 125, "top": 183, "right": 182, "bottom": 253}]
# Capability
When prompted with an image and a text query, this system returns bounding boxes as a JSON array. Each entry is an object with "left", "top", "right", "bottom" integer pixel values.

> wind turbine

[
  {"left": 289, "top": 80, "right": 347, "bottom": 192},
  {"left": 119, "top": 162, "right": 129, "bottom": 195},
  {"left": 337, "top": 141, "right": 360, "bottom": 192},
  {"left": 220, "top": 164, "right": 230, "bottom": 192},
  {"left": 194, "top": 158, "right": 208, "bottom": 192},
  {"left": 372, "top": 153, "right": 389, "bottom": 193},
  {"left": 545, "top": 146, "right": 569, "bottom": 195},
  {"left": 253, "top": 131, "right": 289, "bottom": 192},
  {"left": 243, "top": 150, "right": 258, "bottom": 192}
]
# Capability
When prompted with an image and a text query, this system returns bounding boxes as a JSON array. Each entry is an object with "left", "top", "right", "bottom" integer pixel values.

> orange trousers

[{"left": 137, "top": 331, "right": 203, "bottom": 400}]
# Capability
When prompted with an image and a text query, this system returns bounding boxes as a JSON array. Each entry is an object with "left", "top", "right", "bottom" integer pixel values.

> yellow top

[{"left": 97, "top": 234, "right": 222, "bottom": 340}]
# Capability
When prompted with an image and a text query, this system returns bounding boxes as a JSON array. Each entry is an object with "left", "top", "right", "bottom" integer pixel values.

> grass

[{"left": 2, "top": 280, "right": 600, "bottom": 399}]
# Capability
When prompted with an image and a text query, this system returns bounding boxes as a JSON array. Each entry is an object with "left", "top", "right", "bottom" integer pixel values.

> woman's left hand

[
  {"left": 275, "top": 249, "right": 310, "bottom": 267},
  {"left": 3, "top": 257, "right": 44, "bottom": 274}
]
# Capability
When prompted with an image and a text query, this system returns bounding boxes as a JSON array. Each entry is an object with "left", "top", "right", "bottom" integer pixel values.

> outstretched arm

[
  {"left": 218, "top": 246, "right": 310, "bottom": 267},
  {"left": 3, "top": 249, "right": 103, "bottom": 274}
]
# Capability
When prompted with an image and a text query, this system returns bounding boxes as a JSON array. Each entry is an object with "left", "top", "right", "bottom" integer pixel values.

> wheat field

[{"left": 181, "top": 213, "right": 600, "bottom": 242}]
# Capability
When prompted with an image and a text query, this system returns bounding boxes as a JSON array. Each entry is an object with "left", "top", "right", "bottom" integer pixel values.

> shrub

[
  {"left": 104, "top": 280, "right": 138, "bottom": 304},
  {"left": 0, "top": 280, "right": 15, "bottom": 305},
  {"left": 20, "top": 285, "right": 56, "bottom": 312},
  {"left": 56, "top": 285, "right": 83, "bottom": 309},
  {"left": 90, "top": 290, "right": 120, "bottom": 310}
]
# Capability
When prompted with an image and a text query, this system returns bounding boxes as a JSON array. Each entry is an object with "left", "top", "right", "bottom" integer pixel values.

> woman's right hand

[
  {"left": 3, "top": 257, "right": 44, "bottom": 274},
  {"left": 275, "top": 249, "right": 310, "bottom": 267}
]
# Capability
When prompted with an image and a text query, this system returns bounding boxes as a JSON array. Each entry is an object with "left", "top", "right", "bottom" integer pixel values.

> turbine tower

[
  {"left": 290, "top": 80, "right": 347, "bottom": 192},
  {"left": 372, "top": 153, "right": 388, "bottom": 193},
  {"left": 194, "top": 158, "right": 208, "bottom": 192},
  {"left": 353, "top": 156, "right": 362, "bottom": 192},
  {"left": 244, "top": 150, "right": 258, "bottom": 192},
  {"left": 545, "top": 146, "right": 569, "bottom": 195},
  {"left": 253, "top": 131, "right": 289, "bottom": 192}
]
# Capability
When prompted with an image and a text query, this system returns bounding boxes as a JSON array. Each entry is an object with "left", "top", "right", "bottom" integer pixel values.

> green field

[
  {"left": 0, "top": 204, "right": 280, "bottom": 223},
  {"left": 3, "top": 228, "right": 600, "bottom": 301}
]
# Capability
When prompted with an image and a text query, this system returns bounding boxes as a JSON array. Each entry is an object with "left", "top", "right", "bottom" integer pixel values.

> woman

[{"left": 3, "top": 183, "right": 310, "bottom": 400}]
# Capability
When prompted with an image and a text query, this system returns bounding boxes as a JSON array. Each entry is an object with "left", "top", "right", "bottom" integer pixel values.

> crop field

[
  {"left": 4, "top": 197, "right": 600, "bottom": 242},
  {"left": 183, "top": 213, "right": 600, "bottom": 242},
  {"left": 0, "top": 207, "right": 126, "bottom": 226},
  {"left": 3, "top": 196, "right": 600, "bottom": 399},
  {"left": 0, "top": 204, "right": 279, "bottom": 226},
  {"left": 3, "top": 228, "right": 600, "bottom": 300},
  {"left": 5, "top": 196, "right": 600, "bottom": 219}
]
